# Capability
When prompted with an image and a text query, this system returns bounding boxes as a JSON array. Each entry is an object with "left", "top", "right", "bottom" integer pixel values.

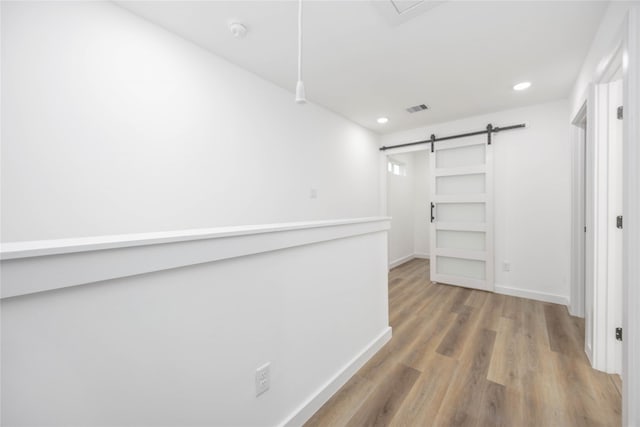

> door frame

[
  {"left": 622, "top": 7, "right": 640, "bottom": 427},
  {"left": 380, "top": 145, "right": 430, "bottom": 219},
  {"left": 380, "top": 146, "right": 431, "bottom": 270},
  {"left": 568, "top": 5, "right": 640, "bottom": 425},
  {"left": 569, "top": 103, "right": 586, "bottom": 320},
  {"left": 583, "top": 75, "right": 623, "bottom": 374}
]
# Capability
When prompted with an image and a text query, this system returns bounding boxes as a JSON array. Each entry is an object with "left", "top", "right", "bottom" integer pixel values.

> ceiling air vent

[
  {"left": 390, "top": 0, "right": 424, "bottom": 14},
  {"left": 406, "top": 104, "right": 429, "bottom": 113},
  {"left": 371, "top": 1, "right": 446, "bottom": 26}
]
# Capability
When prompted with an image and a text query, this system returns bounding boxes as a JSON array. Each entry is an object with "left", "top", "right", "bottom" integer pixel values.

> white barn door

[{"left": 429, "top": 135, "right": 494, "bottom": 291}]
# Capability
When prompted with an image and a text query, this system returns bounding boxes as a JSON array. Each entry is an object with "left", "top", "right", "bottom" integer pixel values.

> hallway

[{"left": 305, "top": 258, "right": 621, "bottom": 426}]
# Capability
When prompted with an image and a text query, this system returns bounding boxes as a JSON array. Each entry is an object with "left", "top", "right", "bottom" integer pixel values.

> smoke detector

[{"left": 229, "top": 22, "right": 248, "bottom": 38}]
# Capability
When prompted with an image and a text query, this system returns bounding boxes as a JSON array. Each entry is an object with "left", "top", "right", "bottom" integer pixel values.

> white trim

[
  {"left": 434, "top": 165, "right": 485, "bottom": 177},
  {"left": 432, "top": 194, "right": 486, "bottom": 204},
  {"left": 280, "top": 327, "right": 392, "bottom": 427},
  {"left": 433, "top": 138, "right": 486, "bottom": 151},
  {"left": 436, "top": 222, "right": 487, "bottom": 232},
  {"left": 389, "top": 253, "right": 415, "bottom": 269},
  {"left": 379, "top": 153, "right": 389, "bottom": 216},
  {"left": 582, "top": 15, "right": 630, "bottom": 377},
  {"left": 584, "top": 83, "right": 598, "bottom": 367},
  {"left": 432, "top": 274, "right": 489, "bottom": 291},
  {"left": 0, "top": 216, "right": 390, "bottom": 260},
  {"left": 388, "top": 253, "right": 431, "bottom": 270},
  {"left": 588, "top": 81, "right": 613, "bottom": 373},
  {"left": 586, "top": 342, "right": 594, "bottom": 367},
  {"left": 569, "top": 107, "right": 586, "bottom": 319},
  {"left": 434, "top": 247, "right": 486, "bottom": 261},
  {"left": 485, "top": 137, "right": 495, "bottom": 292},
  {"left": 623, "top": 6, "right": 640, "bottom": 426},
  {"left": 494, "top": 284, "right": 569, "bottom": 306},
  {"left": 608, "top": 78, "right": 624, "bottom": 376},
  {"left": 571, "top": 99, "right": 588, "bottom": 127},
  {"left": 1, "top": 217, "right": 391, "bottom": 299}
]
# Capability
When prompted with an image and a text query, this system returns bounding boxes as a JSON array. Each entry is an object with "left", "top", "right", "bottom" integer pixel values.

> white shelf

[{"left": 1, "top": 217, "right": 391, "bottom": 299}]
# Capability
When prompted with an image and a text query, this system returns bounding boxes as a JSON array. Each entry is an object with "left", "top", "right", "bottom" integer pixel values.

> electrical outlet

[
  {"left": 503, "top": 261, "right": 511, "bottom": 272},
  {"left": 310, "top": 188, "right": 318, "bottom": 199},
  {"left": 255, "top": 363, "right": 270, "bottom": 396}
]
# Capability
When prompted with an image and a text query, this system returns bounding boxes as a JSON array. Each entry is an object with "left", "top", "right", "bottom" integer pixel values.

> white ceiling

[{"left": 115, "top": 1, "right": 607, "bottom": 134}]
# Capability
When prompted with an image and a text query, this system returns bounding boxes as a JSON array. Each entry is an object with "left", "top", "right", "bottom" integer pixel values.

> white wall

[
  {"left": 382, "top": 100, "right": 572, "bottom": 304},
  {"left": 1, "top": 2, "right": 390, "bottom": 426},
  {"left": 386, "top": 153, "right": 414, "bottom": 266},
  {"left": 0, "top": 1, "right": 381, "bottom": 243},
  {"left": 570, "top": 2, "right": 633, "bottom": 118},
  {"left": 386, "top": 151, "right": 431, "bottom": 267},
  {"left": 1, "top": 220, "right": 391, "bottom": 427}
]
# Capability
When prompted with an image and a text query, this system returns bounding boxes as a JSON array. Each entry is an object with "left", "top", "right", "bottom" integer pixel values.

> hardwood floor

[{"left": 305, "top": 258, "right": 621, "bottom": 427}]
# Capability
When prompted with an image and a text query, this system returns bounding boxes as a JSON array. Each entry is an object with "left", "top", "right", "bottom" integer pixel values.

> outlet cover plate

[{"left": 256, "top": 363, "right": 270, "bottom": 396}]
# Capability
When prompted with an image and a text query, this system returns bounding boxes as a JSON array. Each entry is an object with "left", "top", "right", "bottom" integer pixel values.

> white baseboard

[
  {"left": 280, "top": 327, "right": 392, "bottom": 427},
  {"left": 494, "top": 284, "right": 569, "bottom": 307},
  {"left": 568, "top": 303, "right": 585, "bottom": 318},
  {"left": 389, "top": 254, "right": 414, "bottom": 269},
  {"left": 585, "top": 342, "right": 593, "bottom": 367},
  {"left": 388, "top": 253, "right": 430, "bottom": 270}
]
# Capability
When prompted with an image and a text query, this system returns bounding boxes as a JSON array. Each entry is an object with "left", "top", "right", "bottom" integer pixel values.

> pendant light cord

[
  {"left": 295, "top": 0, "right": 306, "bottom": 104},
  {"left": 297, "top": 0, "right": 303, "bottom": 83}
]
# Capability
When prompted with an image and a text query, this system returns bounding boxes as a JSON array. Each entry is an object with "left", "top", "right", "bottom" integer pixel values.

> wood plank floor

[{"left": 305, "top": 258, "right": 621, "bottom": 427}]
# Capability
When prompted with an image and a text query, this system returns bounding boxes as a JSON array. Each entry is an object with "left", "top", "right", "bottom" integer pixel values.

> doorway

[
  {"left": 572, "top": 62, "right": 624, "bottom": 375},
  {"left": 385, "top": 150, "right": 430, "bottom": 269}
]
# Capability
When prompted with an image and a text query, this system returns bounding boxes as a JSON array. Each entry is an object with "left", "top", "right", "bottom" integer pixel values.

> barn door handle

[{"left": 430, "top": 202, "right": 435, "bottom": 223}]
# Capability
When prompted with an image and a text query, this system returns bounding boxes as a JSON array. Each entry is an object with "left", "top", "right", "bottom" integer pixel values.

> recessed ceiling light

[
  {"left": 513, "top": 81, "right": 531, "bottom": 91},
  {"left": 377, "top": 117, "right": 389, "bottom": 124}
]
